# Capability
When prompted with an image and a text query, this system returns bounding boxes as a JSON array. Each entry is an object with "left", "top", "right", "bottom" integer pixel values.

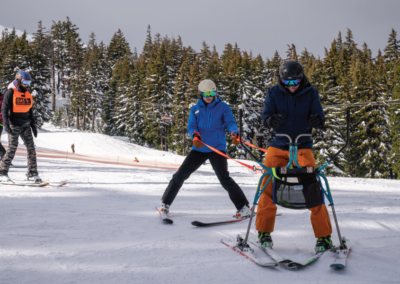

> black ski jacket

[{"left": 2, "top": 83, "right": 36, "bottom": 127}]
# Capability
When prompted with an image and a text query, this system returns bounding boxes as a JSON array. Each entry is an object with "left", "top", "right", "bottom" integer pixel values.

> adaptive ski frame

[{"left": 238, "top": 108, "right": 350, "bottom": 250}]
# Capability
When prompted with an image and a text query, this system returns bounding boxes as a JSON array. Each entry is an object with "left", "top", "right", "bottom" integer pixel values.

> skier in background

[
  {"left": 71, "top": 143, "right": 75, "bottom": 154},
  {"left": 0, "top": 71, "right": 42, "bottom": 183},
  {"left": 257, "top": 60, "right": 333, "bottom": 252},
  {"left": 158, "top": 79, "right": 251, "bottom": 219}
]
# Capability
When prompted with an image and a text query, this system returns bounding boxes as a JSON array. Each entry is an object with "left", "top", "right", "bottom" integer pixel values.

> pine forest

[{"left": 0, "top": 18, "right": 399, "bottom": 179}]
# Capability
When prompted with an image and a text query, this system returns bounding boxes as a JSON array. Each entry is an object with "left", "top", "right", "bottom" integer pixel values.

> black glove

[
  {"left": 31, "top": 124, "right": 38, "bottom": 138},
  {"left": 309, "top": 114, "right": 324, "bottom": 129},
  {"left": 264, "top": 114, "right": 283, "bottom": 129},
  {"left": 4, "top": 123, "right": 12, "bottom": 134}
]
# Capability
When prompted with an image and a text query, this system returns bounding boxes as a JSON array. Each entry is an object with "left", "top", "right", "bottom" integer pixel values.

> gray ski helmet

[
  {"left": 279, "top": 60, "right": 304, "bottom": 80},
  {"left": 198, "top": 79, "right": 217, "bottom": 96}
]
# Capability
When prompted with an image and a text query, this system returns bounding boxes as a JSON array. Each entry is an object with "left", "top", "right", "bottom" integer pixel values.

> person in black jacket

[
  {"left": 0, "top": 71, "right": 41, "bottom": 183},
  {"left": 256, "top": 60, "right": 332, "bottom": 252}
]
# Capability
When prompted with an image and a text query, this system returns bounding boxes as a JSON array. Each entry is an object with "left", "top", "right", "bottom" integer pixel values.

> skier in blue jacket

[{"left": 159, "top": 79, "right": 250, "bottom": 219}]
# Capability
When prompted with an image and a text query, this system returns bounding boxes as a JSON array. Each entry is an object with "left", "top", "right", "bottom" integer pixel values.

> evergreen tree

[
  {"left": 390, "top": 60, "right": 400, "bottom": 177},
  {"left": 113, "top": 56, "right": 134, "bottom": 135},
  {"left": 308, "top": 41, "right": 344, "bottom": 175},
  {"left": 102, "top": 29, "right": 131, "bottom": 135},
  {"left": 383, "top": 29, "right": 400, "bottom": 178},
  {"left": 171, "top": 47, "right": 196, "bottom": 155},
  {"left": 29, "top": 24, "right": 52, "bottom": 127},
  {"left": 124, "top": 57, "right": 146, "bottom": 144},
  {"left": 347, "top": 52, "right": 391, "bottom": 178},
  {"left": 142, "top": 41, "right": 172, "bottom": 148},
  {"left": 51, "top": 17, "right": 83, "bottom": 99},
  {"left": 142, "top": 25, "right": 152, "bottom": 59}
]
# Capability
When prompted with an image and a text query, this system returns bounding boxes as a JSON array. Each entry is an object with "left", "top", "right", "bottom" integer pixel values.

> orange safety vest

[{"left": 11, "top": 87, "right": 33, "bottom": 113}]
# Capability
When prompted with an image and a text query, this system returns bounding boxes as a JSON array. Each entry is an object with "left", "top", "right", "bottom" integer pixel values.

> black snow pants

[
  {"left": 162, "top": 150, "right": 249, "bottom": 210},
  {"left": 0, "top": 125, "right": 38, "bottom": 176}
]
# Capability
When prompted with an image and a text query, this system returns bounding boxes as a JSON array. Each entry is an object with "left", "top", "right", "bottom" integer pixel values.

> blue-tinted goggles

[
  {"left": 21, "top": 79, "right": 32, "bottom": 85},
  {"left": 282, "top": 78, "right": 300, "bottom": 87},
  {"left": 202, "top": 90, "right": 216, "bottom": 98}
]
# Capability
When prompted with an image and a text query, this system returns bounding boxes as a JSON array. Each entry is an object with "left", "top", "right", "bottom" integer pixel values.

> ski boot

[
  {"left": 159, "top": 203, "right": 170, "bottom": 214},
  {"left": 315, "top": 235, "right": 333, "bottom": 252},
  {"left": 233, "top": 204, "right": 251, "bottom": 219},
  {"left": 27, "top": 174, "right": 43, "bottom": 184},
  {"left": 258, "top": 232, "right": 273, "bottom": 247},
  {"left": 0, "top": 175, "right": 13, "bottom": 183}
]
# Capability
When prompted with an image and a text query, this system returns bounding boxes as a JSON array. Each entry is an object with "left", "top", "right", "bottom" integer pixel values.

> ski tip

[
  {"left": 330, "top": 263, "right": 345, "bottom": 269},
  {"left": 191, "top": 221, "right": 202, "bottom": 227},
  {"left": 163, "top": 218, "right": 173, "bottom": 224}
]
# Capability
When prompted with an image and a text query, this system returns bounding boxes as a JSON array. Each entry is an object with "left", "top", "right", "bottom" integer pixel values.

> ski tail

[{"left": 221, "top": 237, "right": 277, "bottom": 267}]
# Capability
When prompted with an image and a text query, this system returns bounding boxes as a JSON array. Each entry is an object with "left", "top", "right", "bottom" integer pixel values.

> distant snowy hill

[{"left": 0, "top": 24, "right": 33, "bottom": 41}]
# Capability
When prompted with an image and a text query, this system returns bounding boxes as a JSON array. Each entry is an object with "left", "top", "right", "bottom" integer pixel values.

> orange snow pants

[{"left": 255, "top": 147, "right": 332, "bottom": 238}]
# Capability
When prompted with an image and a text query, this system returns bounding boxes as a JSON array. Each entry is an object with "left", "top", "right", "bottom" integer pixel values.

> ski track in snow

[{"left": 1, "top": 124, "right": 400, "bottom": 283}]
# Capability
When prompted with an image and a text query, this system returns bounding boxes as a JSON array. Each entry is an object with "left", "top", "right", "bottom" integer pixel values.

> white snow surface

[{"left": 1, "top": 124, "right": 400, "bottom": 283}]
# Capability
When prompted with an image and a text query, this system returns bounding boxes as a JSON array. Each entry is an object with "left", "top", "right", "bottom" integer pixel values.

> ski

[
  {"left": 10, "top": 165, "right": 27, "bottom": 168},
  {"left": 1, "top": 181, "right": 67, "bottom": 187},
  {"left": 192, "top": 213, "right": 281, "bottom": 227},
  {"left": 192, "top": 218, "right": 247, "bottom": 227},
  {"left": 248, "top": 240, "right": 291, "bottom": 265},
  {"left": 330, "top": 240, "right": 351, "bottom": 269},
  {"left": 156, "top": 206, "right": 173, "bottom": 224},
  {"left": 49, "top": 182, "right": 68, "bottom": 187},
  {"left": 249, "top": 237, "right": 323, "bottom": 269},
  {"left": 285, "top": 252, "right": 324, "bottom": 269},
  {"left": 1, "top": 182, "right": 50, "bottom": 187},
  {"left": 221, "top": 236, "right": 277, "bottom": 267}
]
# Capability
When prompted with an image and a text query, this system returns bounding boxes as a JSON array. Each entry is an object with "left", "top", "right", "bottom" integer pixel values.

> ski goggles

[
  {"left": 21, "top": 79, "right": 32, "bottom": 85},
  {"left": 202, "top": 90, "right": 217, "bottom": 98},
  {"left": 282, "top": 78, "right": 300, "bottom": 87}
]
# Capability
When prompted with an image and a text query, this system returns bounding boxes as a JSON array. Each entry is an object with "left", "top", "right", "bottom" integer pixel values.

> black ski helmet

[{"left": 279, "top": 60, "right": 304, "bottom": 80}]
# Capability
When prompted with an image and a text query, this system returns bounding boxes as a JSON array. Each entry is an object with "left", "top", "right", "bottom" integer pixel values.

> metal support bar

[{"left": 330, "top": 204, "right": 346, "bottom": 249}]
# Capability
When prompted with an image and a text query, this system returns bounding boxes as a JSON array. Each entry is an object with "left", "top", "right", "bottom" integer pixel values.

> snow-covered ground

[{"left": 1, "top": 124, "right": 400, "bottom": 284}]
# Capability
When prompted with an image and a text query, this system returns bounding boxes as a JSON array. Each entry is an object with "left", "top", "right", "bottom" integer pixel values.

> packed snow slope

[{"left": 1, "top": 124, "right": 400, "bottom": 284}]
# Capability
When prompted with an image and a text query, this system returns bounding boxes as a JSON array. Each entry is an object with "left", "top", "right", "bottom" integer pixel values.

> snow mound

[{"left": 0, "top": 24, "right": 34, "bottom": 41}]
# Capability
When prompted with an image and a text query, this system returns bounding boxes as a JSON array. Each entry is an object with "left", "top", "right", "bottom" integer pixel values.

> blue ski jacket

[
  {"left": 261, "top": 82, "right": 325, "bottom": 150},
  {"left": 188, "top": 96, "right": 239, "bottom": 153}
]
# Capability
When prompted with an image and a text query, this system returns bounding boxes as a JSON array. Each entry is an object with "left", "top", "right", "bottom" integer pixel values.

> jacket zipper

[{"left": 207, "top": 113, "right": 212, "bottom": 128}]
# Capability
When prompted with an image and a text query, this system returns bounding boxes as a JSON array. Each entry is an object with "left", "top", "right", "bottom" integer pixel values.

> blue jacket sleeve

[
  {"left": 222, "top": 104, "right": 239, "bottom": 135},
  {"left": 310, "top": 90, "right": 325, "bottom": 122},
  {"left": 187, "top": 107, "right": 199, "bottom": 139},
  {"left": 261, "top": 88, "right": 277, "bottom": 122}
]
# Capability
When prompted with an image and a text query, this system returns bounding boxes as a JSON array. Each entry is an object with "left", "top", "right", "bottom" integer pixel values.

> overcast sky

[{"left": 1, "top": 0, "right": 399, "bottom": 59}]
